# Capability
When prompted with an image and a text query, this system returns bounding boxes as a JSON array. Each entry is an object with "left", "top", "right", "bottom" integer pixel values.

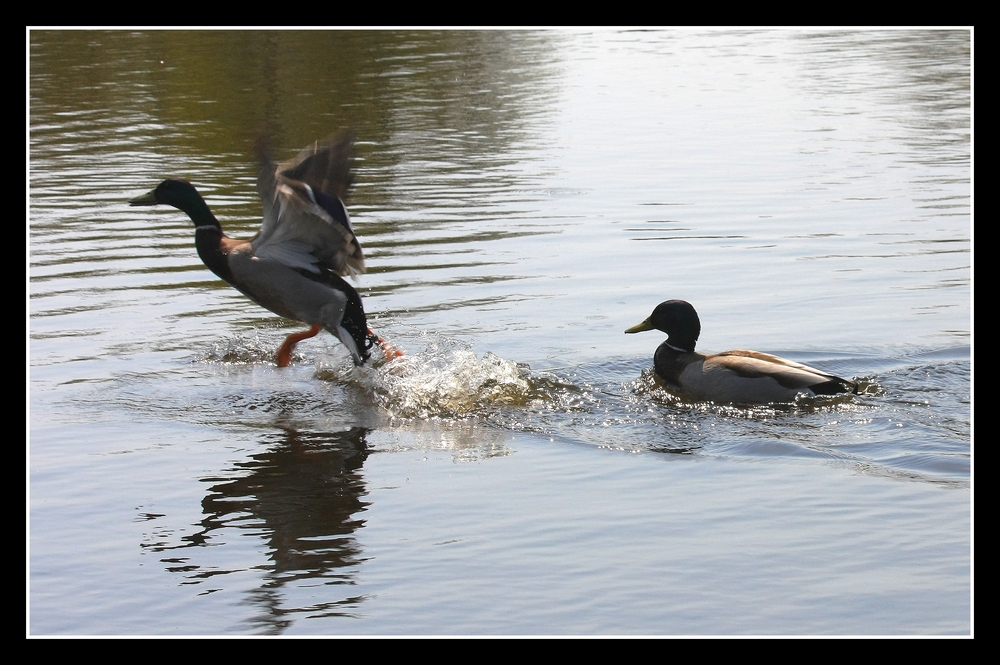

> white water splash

[
  {"left": 356, "top": 336, "right": 534, "bottom": 419},
  {"left": 204, "top": 332, "right": 280, "bottom": 365}
]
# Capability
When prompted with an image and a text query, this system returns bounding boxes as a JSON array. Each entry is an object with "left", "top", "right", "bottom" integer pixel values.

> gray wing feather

[{"left": 253, "top": 130, "right": 365, "bottom": 277}]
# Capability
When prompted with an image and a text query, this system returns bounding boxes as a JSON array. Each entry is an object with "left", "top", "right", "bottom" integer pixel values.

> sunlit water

[{"left": 29, "top": 30, "right": 970, "bottom": 635}]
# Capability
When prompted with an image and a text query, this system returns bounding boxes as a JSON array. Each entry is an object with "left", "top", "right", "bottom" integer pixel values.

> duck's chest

[
  {"left": 195, "top": 233, "right": 247, "bottom": 284},
  {"left": 652, "top": 344, "right": 695, "bottom": 389}
]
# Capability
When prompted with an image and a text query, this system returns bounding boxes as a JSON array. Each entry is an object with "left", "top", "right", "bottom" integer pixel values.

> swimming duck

[
  {"left": 625, "top": 300, "right": 857, "bottom": 403},
  {"left": 130, "top": 131, "right": 397, "bottom": 367}
]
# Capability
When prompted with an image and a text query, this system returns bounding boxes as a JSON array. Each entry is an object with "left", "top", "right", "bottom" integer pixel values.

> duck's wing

[
  {"left": 254, "top": 131, "right": 365, "bottom": 277},
  {"left": 716, "top": 350, "right": 829, "bottom": 375},
  {"left": 711, "top": 350, "right": 855, "bottom": 394}
]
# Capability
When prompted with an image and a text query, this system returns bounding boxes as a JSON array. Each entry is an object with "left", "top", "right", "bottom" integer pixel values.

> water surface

[{"left": 29, "top": 29, "right": 971, "bottom": 635}]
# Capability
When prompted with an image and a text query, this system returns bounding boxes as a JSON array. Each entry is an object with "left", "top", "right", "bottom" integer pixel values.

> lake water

[{"left": 29, "top": 29, "right": 971, "bottom": 635}]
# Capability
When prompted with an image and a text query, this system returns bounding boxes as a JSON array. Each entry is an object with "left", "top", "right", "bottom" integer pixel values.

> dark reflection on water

[
  {"left": 29, "top": 29, "right": 564, "bottom": 186},
  {"left": 141, "top": 424, "right": 372, "bottom": 633}
]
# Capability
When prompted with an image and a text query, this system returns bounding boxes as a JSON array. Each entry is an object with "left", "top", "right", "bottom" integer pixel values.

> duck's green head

[
  {"left": 130, "top": 179, "right": 215, "bottom": 226},
  {"left": 625, "top": 299, "right": 701, "bottom": 352},
  {"left": 130, "top": 178, "right": 195, "bottom": 206}
]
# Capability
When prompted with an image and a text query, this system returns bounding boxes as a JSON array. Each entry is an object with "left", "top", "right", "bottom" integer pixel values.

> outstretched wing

[{"left": 254, "top": 130, "right": 365, "bottom": 277}]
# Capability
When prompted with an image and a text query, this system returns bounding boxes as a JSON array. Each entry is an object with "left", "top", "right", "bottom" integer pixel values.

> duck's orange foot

[
  {"left": 367, "top": 326, "right": 404, "bottom": 361},
  {"left": 276, "top": 324, "right": 321, "bottom": 367},
  {"left": 379, "top": 338, "right": 404, "bottom": 360}
]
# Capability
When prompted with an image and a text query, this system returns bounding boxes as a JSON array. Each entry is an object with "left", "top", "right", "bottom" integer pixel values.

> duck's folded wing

[
  {"left": 717, "top": 350, "right": 837, "bottom": 377},
  {"left": 254, "top": 131, "right": 365, "bottom": 277},
  {"left": 711, "top": 351, "right": 844, "bottom": 391}
]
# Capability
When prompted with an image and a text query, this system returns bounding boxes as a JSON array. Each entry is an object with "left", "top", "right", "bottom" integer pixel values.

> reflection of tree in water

[{"left": 142, "top": 425, "right": 372, "bottom": 633}]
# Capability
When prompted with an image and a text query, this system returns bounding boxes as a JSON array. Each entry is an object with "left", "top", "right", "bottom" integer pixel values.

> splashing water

[
  {"left": 204, "top": 332, "right": 281, "bottom": 365},
  {"left": 354, "top": 336, "right": 536, "bottom": 420}
]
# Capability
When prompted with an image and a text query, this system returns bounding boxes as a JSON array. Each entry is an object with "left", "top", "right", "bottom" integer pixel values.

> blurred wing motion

[{"left": 254, "top": 130, "right": 365, "bottom": 278}]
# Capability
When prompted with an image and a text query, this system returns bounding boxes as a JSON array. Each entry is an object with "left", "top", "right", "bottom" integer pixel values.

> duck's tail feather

[{"left": 810, "top": 377, "right": 858, "bottom": 396}]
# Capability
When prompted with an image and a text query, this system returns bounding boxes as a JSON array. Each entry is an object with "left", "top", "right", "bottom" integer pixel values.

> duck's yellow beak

[
  {"left": 129, "top": 190, "right": 158, "bottom": 206},
  {"left": 625, "top": 317, "right": 654, "bottom": 334}
]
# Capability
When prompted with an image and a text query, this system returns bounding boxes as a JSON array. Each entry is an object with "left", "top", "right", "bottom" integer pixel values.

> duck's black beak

[
  {"left": 625, "top": 317, "right": 654, "bottom": 334},
  {"left": 129, "top": 190, "right": 158, "bottom": 206}
]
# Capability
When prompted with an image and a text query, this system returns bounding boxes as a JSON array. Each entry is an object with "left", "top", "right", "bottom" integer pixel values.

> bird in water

[
  {"left": 130, "top": 131, "right": 400, "bottom": 367},
  {"left": 625, "top": 299, "right": 857, "bottom": 404}
]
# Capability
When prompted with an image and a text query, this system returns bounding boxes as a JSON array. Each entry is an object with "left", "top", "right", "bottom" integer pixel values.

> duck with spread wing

[{"left": 130, "top": 131, "right": 399, "bottom": 366}]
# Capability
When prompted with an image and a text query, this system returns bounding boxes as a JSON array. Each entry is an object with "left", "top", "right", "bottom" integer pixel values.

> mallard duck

[
  {"left": 130, "top": 131, "right": 398, "bottom": 367},
  {"left": 625, "top": 300, "right": 857, "bottom": 403}
]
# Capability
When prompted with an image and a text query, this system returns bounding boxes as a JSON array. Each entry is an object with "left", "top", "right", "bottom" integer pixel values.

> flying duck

[
  {"left": 130, "top": 131, "right": 398, "bottom": 367},
  {"left": 625, "top": 300, "right": 857, "bottom": 404}
]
